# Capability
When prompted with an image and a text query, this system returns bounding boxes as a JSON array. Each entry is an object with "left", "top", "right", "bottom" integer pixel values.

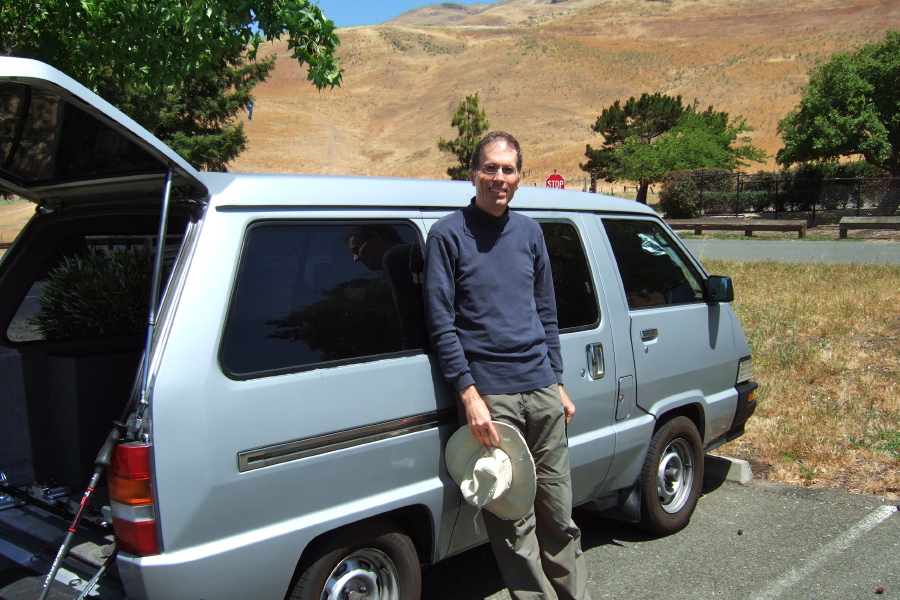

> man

[
  {"left": 346, "top": 224, "right": 424, "bottom": 350},
  {"left": 424, "top": 131, "right": 590, "bottom": 600}
]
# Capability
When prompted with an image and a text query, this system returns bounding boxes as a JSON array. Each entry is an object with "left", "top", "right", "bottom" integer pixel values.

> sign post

[{"left": 545, "top": 172, "right": 565, "bottom": 189}]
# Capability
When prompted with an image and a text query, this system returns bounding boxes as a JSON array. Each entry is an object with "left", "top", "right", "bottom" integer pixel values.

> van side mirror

[{"left": 707, "top": 275, "right": 734, "bottom": 303}]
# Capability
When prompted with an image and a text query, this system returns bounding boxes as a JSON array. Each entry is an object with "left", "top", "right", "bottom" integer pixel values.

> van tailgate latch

[{"left": 640, "top": 328, "right": 659, "bottom": 342}]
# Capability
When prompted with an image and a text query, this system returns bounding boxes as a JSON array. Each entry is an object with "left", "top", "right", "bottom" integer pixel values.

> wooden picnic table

[
  {"left": 665, "top": 218, "right": 808, "bottom": 238},
  {"left": 838, "top": 216, "right": 900, "bottom": 238}
]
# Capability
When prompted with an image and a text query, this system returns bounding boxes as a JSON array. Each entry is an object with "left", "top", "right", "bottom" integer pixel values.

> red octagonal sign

[{"left": 545, "top": 173, "right": 565, "bottom": 189}]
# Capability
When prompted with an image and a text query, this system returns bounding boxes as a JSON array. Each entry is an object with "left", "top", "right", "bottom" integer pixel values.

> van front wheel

[
  {"left": 290, "top": 521, "right": 421, "bottom": 600},
  {"left": 638, "top": 416, "right": 704, "bottom": 535}
]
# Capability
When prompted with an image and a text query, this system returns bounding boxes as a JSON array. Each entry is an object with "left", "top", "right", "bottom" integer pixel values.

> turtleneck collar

[{"left": 465, "top": 197, "right": 509, "bottom": 231}]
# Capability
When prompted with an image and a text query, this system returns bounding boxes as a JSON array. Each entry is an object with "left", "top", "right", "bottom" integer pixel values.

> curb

[{"left": 704, "top": 454, "right": 753, "bottom": 485}]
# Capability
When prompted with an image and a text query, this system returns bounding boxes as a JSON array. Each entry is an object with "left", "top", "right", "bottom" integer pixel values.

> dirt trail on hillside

[{"left": 304, "top": 112, "right": 341, "bottom": 173}]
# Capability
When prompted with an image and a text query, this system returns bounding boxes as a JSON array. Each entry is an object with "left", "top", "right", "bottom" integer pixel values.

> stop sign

[{"left": 546, "top": 173, "right": 565, "bottom": 189}]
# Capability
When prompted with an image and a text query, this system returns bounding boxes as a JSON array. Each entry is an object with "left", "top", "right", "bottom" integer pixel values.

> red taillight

[
  {"left": 111, "top": 512, "right": 159, "bottom": 555},
  {"left": 109, "top": 443, "right": 159, "bottom": 556}
]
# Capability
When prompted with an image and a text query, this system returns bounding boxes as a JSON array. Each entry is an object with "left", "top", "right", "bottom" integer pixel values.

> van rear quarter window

[
  {"left": 602, "top": 219, "right": 705, "bottom": 310},
  {"left": 220, "top": 221, "right": 426, "bottom": 378}
]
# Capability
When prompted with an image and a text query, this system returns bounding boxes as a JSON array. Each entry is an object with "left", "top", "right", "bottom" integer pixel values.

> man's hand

[
  {"left": 559, "top": 384, "right": 575, "bottom": 424},
  {"left": 459, "top": 385, "right": 500, "bottom": 446}
]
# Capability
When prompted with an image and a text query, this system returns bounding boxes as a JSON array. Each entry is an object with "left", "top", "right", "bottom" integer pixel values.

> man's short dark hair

[
  {"left": 469, "top": 131, "right": 523, "bottom": 174},
  {"left": 346, "top": 224, "right": 403, "bottom": 245}
]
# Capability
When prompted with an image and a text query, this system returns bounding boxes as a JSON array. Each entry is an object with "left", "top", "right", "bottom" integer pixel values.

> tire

[
  {"left": 290, "top": 521, "right": 421, "bottom": 600},
  {"left": 638, "top": 416, "right": 704, "bottom": 535}
]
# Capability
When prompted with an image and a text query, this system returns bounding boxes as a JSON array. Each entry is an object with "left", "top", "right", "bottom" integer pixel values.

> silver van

[{"left": 0, "top": 58, "right": 757, "bottom": 600}]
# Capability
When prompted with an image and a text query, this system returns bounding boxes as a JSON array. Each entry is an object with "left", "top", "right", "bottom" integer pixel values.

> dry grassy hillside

[
  {"left": 386, "top": 0, "right": 603, "bottom": 27},
  {"left": 228, "top": 0, "right": 897, "bottom": 188}
]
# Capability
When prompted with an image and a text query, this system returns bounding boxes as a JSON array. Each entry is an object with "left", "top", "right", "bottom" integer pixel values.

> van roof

[{"left": 203, "top": 172, "right": 658, "bottom": 216}]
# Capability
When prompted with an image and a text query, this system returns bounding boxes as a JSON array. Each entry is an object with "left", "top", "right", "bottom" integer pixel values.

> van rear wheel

[
  {"left": 290, "top": 521, "right": 421, "bottom": 600},
  {"left": 638, "top": 416, "right": 704, "bottom": 535}
]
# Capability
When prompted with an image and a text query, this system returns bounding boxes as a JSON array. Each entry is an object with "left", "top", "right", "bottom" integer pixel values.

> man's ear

[{"left": 469, "top": 170, "right": 477, "bottom": 186}]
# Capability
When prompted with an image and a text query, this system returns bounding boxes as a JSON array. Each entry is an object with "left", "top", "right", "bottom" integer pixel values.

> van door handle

[
  {"left": 640, "top": 328, "right": 659, "bottom": 342},
  {"left": 586, "top": 343, "right": 605, "bottom": 379}
]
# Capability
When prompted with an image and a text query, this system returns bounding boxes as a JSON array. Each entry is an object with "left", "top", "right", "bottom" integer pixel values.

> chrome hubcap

[
  {"left": 322, "top": 549, "right": 399, "bottom": 600},
  {"left": 657, "top": 438, "right": 694, "bottom": 514}
]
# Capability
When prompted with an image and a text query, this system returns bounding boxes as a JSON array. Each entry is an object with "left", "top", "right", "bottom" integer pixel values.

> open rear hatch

[
  {"left": 0, "top": 57, "right": 206, "bottom": 207},
  {"left": 0, "top": 57, "right": 207, "bottom": 599}
]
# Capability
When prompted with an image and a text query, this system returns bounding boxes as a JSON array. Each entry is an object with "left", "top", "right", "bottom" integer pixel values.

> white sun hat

[{"left": 445, "top": 422, "right": 536, "bottom": 521}]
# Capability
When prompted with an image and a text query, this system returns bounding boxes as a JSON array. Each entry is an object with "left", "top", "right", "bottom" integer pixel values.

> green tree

[
  {"left": 582, "top": 93, "right": 765, "bottom": 203},
  {"left": 617, "top": 107, "right": 766, "bottom": 187},
  {"left": 114, "top": 52, "right": 273, "bottom": 171},
  {"left": 1, "top": 0, "right": 342, "bottom": 170},
  {"left": 582, "top": 92, "right": 684, "bottom": 201},
  {"left": 777, "top": 30, "right": 900, "bottom": 178},
  {"left": 438, "top": 94, "right": 490, "bottom": 180}
]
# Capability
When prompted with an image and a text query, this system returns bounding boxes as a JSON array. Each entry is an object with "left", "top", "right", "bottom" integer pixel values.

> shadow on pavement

[{"left": 420, "top": 507, "right": 663, "bottom": 599}]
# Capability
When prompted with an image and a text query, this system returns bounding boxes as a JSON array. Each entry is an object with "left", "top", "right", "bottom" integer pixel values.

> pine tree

[
  {"left": 581, "top": 93, "right": 685, "bottom": 203},
  {"left": 438, "top": 94, "right": 490, "bottom": 180},
  {"left": 109, "top": 53, "right": 273, "bottom": 171}
]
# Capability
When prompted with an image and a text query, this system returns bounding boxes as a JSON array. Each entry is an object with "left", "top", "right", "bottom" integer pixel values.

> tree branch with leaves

[
  {"left": 777, "top": 30, "right": 900, "bottom": 178},
  {"left": 1, "top": 0, "right": 343, "bottom": 171}
]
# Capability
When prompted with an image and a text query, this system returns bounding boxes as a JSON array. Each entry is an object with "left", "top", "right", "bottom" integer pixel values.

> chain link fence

[{"left": 692, "top": 173, "right": 900, "bottom": 224}]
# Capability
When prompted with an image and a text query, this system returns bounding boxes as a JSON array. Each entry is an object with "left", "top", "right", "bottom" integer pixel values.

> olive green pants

[{"left": 480, "top": 384, "right": 590, "bottom": 600}]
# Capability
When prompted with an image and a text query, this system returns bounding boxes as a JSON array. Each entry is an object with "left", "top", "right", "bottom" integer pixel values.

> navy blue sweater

[{"left": 424, "top": 200, "right": 563, "bottom": 395}]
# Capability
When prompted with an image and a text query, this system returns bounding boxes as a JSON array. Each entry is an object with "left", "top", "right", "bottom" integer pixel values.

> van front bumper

[{"left": 725, "top": 381, "right": 758, "bottom": 442}]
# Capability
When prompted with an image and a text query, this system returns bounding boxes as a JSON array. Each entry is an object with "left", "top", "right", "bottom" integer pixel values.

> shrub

[
  {"left": 29, "top": 247, "right": 153, "bottom": 340},
  {"left": 659, "top": 168, "right": 733, "bottom": 217},
  {"left": 659, "top": 173, "right": 701, "bottom": 218},
  {"left": 739, "top": 190, "right": 774, "bottom": 212}
]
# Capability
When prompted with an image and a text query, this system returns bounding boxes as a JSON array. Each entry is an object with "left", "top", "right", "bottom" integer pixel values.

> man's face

[
  {"left": 348, "top": 234, "right": 383, "bottom": 271},
  {"left": 470, "top": 141, "right": 520, "bottom": 217}
]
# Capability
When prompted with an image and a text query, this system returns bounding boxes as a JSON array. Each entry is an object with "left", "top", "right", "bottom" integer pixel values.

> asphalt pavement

[
  {"left": 423, "top": 458, "right": 900, "bottom": 600},
  {"left": 682, "top": 239, "right": 900, "bottom": 264}
]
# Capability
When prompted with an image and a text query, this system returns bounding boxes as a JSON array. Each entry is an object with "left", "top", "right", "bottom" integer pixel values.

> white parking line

[{"left": 750, "top": 504, "right": 898, "bottom": 600}]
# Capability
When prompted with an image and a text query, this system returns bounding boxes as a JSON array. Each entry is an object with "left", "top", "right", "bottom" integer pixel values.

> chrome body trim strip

[{"left": 237, "top": 408, "right": 457, "bottom": 472}]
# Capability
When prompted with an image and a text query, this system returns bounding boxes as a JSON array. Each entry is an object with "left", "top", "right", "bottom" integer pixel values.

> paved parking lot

[
  {"left": 683, "top": 239, "right": 900, "bottom": 264},
  {"left": 423, "top": 460, "right": 900, "bottom": 600}
]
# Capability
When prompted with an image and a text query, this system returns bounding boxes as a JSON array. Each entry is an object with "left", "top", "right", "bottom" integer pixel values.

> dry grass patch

[
  {"left": 0, "top": 198, "right": 32, "bottom": 257},
  {"left": 707, "top": 260, "right": 900, "bottom": 498}
]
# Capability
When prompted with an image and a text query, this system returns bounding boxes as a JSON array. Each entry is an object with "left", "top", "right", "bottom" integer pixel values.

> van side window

[
  {"left": 220, "top": 222, "right": 426, "bottom": 379},
  {"left": 539, "top": 221, "right": 600, "bottom": 330},
  {"left": 602, "top": 219, "right": 705, "bottom": 310}
]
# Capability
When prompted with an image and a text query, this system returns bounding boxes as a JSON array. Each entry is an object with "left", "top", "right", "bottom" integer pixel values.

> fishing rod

[
  {"left": 76, "top": 545, "right": 118, "bottom": 600},
  {"left": 37, "top": 425, "right": 122, "bottom": 600}
]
